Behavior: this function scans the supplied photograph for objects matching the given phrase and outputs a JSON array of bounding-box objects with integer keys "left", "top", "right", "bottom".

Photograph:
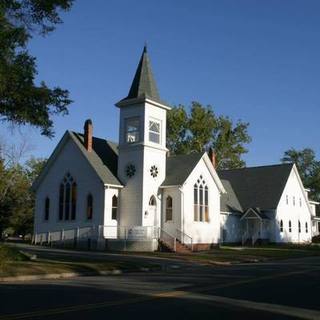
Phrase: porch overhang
[{"left": 240, "top": 208, "right": 270, "bottom": 221}]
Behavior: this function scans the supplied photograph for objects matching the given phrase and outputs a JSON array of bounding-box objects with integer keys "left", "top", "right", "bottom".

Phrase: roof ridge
[
  {"left": 72, "top": 131, "right": 118, "bottom": 146},
  {"left": 168, "top": 152, "right": 204, "bottom": 159},
  {"left": 218, "top": 162, "right": 294, "bottom": 172}
]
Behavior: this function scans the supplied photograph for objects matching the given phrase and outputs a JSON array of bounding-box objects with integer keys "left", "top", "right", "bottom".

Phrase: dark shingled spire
[{"left": 121, "top": 46, "right": 161, "bottom": 103}]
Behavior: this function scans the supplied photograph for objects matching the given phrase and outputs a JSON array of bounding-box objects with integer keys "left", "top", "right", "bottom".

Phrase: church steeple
[{"left": 118, "top": 46, "right": 161, "bottom": 104}]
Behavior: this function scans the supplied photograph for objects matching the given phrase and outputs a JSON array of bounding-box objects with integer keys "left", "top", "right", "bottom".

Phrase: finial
[{"left": 143, "top": 41, "right": 147, "bottom": 53}]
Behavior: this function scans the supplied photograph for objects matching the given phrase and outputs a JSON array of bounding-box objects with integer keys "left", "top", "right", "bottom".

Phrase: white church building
[{"left": 33, "top": 47, "right": 319, "bottom": 252}]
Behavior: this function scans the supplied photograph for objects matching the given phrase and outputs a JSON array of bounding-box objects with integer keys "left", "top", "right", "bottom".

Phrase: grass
[
  {"left": 0, "top": 244, "right": 159, "bottom": 279},
  {"left": 124, "top": 244, "right": 320, "bottom": 264}
]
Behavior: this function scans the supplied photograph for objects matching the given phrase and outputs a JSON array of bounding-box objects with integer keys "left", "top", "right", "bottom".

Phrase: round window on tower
[
  {"left": 125, "top": 164, "right": 136, "bottom": 178},
  {"left": 150, "top": 165, "right": 158, "bottom": 178}
]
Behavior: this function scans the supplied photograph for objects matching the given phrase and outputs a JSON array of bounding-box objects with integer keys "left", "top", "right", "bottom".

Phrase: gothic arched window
[
  {"left": 112, "top": 195, "right": 118, "bottom": 220},
  {"left": 194, "top": 176, "right": 209, "bottom": 222},
  {"left": 149, "top": 195, "right": 156, "bottom": 206},
  {"left": 166, "top": 196, "right": 173, "bottom": 222},
  {"left": 298, "top": 220, "right": 301, "bottom": 233},
  {"left": 289, "top": 220, "right": 292, "bottom": 233},
  {"left": 87, "top": 194, "right": 93, "bottom": 220},
  {"left": 44, "top": 197, "right": 50, "bottom": 221},
  {"left": 58, "top": 173, "right": 77, "bottom": 221},
  {"left": 280, "top": 220, "right": 283, "bottom": 232}
]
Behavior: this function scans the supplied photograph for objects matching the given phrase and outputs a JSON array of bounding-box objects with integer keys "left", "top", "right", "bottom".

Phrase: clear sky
[{"left": 2, "top": 0, "right": 320, "bottom": 166}]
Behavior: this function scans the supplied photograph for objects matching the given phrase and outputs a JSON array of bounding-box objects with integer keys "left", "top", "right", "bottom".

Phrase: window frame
[
  {"left": 149, "top": 119, "right": 161, "bottom": 144},
  {"left": 87, "top": 194, "right": 93, "bottom": 220},
  {"left": 165, "top": 196, "right": 173, "bottom": 222},
  {"left": 44, "top": 197, "right": 50, "bottom": 221},
  {"left": 58, "top": 173, "right": 77, "bottom": 221},
  {"left": 125, "top": 117, "right": 140, "bottom": 144},
  {"left": 193, "top": 176, "right": 209, "bottom": 223},
  {"left": 112, "top": 195, "right": 118, "bottom": 220}
]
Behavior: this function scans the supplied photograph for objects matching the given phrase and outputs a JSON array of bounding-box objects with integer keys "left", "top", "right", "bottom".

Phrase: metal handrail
[
  {"left": 176, "top": 229, "right": 193, "bottom": 251},
  {"left": 159, "top": 228, "right": 176, "bottom": 252}
]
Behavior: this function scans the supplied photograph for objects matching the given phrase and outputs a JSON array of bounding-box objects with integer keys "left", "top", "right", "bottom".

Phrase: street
[{"left": 1, "top": 245, "right": 320, "bottom": 319}]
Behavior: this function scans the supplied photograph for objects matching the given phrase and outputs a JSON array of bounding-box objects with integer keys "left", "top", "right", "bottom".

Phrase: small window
[
  {"left": 126, "top": 118, "right": 140, "bottom": 143},
  {"left": 149, "top": 120, "right": 160, "bottom": 144},
  {"left": 204, "top": 186, "right": 209, "bottom": 222},
  {"left": 87, "top": 194, "right": 93, "bottom": 220},
  {"left": 280, "top": 220, "right": 283, "bottom": 232},
  {"left": 305, "top": 222, "right": 308, "bottom": 233},
  {"left": 289, "top": 220, "right": 292, "bottom": 233},
  {"left": 286, "top": 195, "right": 288, "bottom": 205},
  {"left": 149, "top": 195, "right": 156, "bottom": 206},
  {"left": 199, "top": 185, "right": 204, "bottom": 221},
  {"left": 165, "top": 196, "right": 173, "bottom": 222},
  {"left": 65, "top": 182, "right": 71, "bottom": 220},
  {"left": 298, "top": 220, "right": 301, "bottom": 233},
  {"left": 59, "top": 184, "right": 64, "bottom": 220},
  {"left": 112, "top": 195, "right": 118, "bottom": 220},
  {"left": 44, "top": 197, "right": 50, "bottom": 221},
  {"left": 293, "top": 196, "right": 295, "bottom": 206},
  {"left": 299, "top": 198, "right": 302, "bottom": 207},
  {"left": 194, "top": 184, "right": 198, "bottom": 221},
  {"left": 71, "top": 182, "right": 77, "bottom": 220}
]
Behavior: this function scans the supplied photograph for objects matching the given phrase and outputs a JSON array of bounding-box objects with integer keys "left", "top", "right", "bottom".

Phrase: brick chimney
[
  {"left": 84, "top": 119, "right": 93, "bottom": 152},
  {"left": 208, "top": 148, "right": 216, "bottom": 169}
]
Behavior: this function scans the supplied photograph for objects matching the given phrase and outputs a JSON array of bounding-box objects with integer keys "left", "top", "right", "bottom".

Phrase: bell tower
[{"left": 116, "top": 46, "right": 170, "bottom": 228}]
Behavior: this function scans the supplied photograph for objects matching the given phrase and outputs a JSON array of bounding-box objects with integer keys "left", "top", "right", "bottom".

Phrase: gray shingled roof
[
  {"left": 119, "top": 46, "right": 162, "bottom": 104},
  {"left": 162, "top": 153, "right": 204, "bottom": 187},
  {"left": 220, "top": 179, "right": 243, "bottom": 213},
  {"left": 71, "top": 132, "right": 122, "bottom": 186},
  {"left": 218, "top": 163, "right": 294, "bottom": 211}
]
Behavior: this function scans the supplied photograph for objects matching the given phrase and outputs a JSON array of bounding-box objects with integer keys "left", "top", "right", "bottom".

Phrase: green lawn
[
  {"left": 0, "top": 244, "right": 159, "bottom": 279},
  {"left": 126, "top": 244, "right": 320, "bottom": 264}
]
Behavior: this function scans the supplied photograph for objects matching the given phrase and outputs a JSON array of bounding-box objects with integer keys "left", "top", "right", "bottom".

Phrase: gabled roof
[
  {"left": 218, "top": 163, "right": 294, "bottom": 211},
  {"left": 161, "top": 153, "right": 204, "bottom": 187},
  {"left": 118, "top": 46, "right": 162, "bottom": 105},
  {"left": 220, "top": 179, "right": 243, "bottom": 213},
  {"left": 71, "top": 132, "right": 121, "bottom": 186},
  {"left": 33, "top": 131, "right": 122, "bottom": 190},
  {"left": 240, "top": 208, "right": 270, "bottom": 220}
]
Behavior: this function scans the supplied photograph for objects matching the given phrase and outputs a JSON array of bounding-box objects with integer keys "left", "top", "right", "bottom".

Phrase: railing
[
  {"left": 159, "top": 228, "right": 176, "bottom": 252},
  {"left": 33, "top": 225, "right": 159, "bottom": 246},
  {"left": 176, "top": 229, "right": 193, "bottom": 251}
]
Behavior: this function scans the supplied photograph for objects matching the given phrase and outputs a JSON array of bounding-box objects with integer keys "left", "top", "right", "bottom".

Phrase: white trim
[
  {"left": 115, "top": 96, "right": 171, "bottom": 110},
  {"left": 292, "top": 164, "right": 313, "bottom": 216},
  {"left": 202, "top": 153, "right": 226, "bottom": 194},
  {"left": 104, "top": 184, "right": 124, "bottom": 189},
  {"left": 240, "top": 208, "right": 262, "bottom": 221}
]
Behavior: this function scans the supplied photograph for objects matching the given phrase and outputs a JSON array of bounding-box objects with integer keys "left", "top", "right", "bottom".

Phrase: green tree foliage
[
  {"left": 0, "top": 0, "right": 74, "bottom": 137},
  {"left": 281, "top": 148, "right": 320, "bottom": 203},
  {"left": 167, "top": 102, "right": 251, "bottom": 169},
  {"left": 0, "top": 156, "right": 46, "bottom": 238}
]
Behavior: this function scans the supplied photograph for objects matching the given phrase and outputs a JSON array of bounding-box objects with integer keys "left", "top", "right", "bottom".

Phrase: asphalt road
[{"left": 1, "top": 245, "right": 320, "bottom": 320}]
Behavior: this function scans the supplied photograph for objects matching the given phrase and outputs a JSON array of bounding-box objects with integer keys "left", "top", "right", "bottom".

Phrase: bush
[
  {"left": 312, "top": 235, "right": 320, "bottom": 243},
  {"left": 0, "top": 244, "right": 29, "bottom": 271}
]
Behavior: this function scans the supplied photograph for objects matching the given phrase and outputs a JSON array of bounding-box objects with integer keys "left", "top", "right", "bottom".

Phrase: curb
[{"left": 0, "top": 266, "right": 160, "bottom": 283}]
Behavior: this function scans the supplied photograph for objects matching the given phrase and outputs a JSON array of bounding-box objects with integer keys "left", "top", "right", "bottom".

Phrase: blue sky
[{"left": 2, "top": 0, "right": 320, "bottom": 166}]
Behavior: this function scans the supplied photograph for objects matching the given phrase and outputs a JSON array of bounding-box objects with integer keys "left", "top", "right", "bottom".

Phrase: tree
[
  {"left": 281, "top": 148, "right": 320, "bottom": 203},
  {"left": 0, "top": 0, "right": 74, "bottom": 137},
  {"left": 167, "top": 101, "right": 251, "bottom": 169}
]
